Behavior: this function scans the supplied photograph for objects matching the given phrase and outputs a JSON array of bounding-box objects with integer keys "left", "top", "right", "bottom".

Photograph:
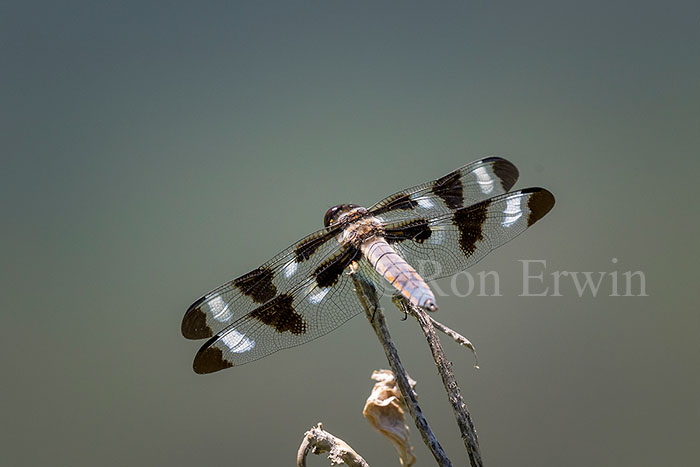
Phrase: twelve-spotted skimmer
[{"left": 182, "top": 157, "right": 554, "bottom": 373}]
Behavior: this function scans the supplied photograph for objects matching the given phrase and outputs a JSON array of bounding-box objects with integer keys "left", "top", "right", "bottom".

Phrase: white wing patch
[
  {"left": 502, "top": 196, "right": 522, "bottom": 227},
  {"left": 415, "top": 197, "right": 435, "bottom": 209},
  {"left": 209, "top": 295, "right": 234, "bottom": 323},
  {"left": 307, "top": 286, "right": 331, "bottom": 304},
  {"left": 429, "top": 228, "right": 445, "bottom": 245},
  {"left": 474, "top": 167, "right": 495, "bottom": 195},
  {"left": 283, "top": 260, "right": 299, "bottom": 278},
  {"left": 221, "top": 328, "right": 255, "bottom": 353}
]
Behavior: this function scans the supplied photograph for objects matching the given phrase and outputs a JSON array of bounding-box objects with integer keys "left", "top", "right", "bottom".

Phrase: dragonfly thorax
[{"left": 337, "top": 214, "right": 384, "bottom": 247}]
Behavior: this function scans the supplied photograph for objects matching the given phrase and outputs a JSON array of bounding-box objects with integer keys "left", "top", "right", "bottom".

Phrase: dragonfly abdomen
[{"left": 361, "top": 237, "right": 438, "bottom": 311}]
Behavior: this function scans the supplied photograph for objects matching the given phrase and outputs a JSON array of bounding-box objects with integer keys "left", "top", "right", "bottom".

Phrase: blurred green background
[{"left": 2, "top": 1, "right": 698, "bottom": 466}]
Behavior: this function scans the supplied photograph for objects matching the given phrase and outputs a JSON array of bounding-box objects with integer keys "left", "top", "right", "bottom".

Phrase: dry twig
[
  {"left": 408, "top": 303, "right": 479, "bottom": 369},
  {"left": 297, "top": 423, "right": 369, "bottom": 467},
  {"left": 393, "top": 295, "right": 483, "bottom": 467}
]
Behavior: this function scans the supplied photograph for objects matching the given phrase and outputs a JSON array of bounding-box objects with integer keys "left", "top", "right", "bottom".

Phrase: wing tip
[
  {"left": 522, "top": 187, "right": 555, "bottom": 226},
  {"left": 182, "top": 297, "right": 214, "bottom": 339},
  {"left": 193, "top": 343, "right": 234, "bottom": 374},
  {"left": 480, "top": 156, "right": 519, "bottom": 191}
]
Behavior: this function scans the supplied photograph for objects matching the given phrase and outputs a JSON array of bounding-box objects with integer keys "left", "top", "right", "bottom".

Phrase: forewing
[
  {"left": 369, "top": 157, "right": 519, "bottom": 224},
  {"left": 381, "top": 188, "right": 555, "bottom": 281}
]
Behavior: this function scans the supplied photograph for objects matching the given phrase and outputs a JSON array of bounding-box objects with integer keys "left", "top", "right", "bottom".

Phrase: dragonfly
[{"left": 182, "top": 157, "right": 555, "bottom": 373}]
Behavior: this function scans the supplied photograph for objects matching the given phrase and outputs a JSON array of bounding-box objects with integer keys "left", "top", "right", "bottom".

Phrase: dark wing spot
[
  {"left": 432, "top": 170, "right": 464, "bottom": 209},
  {"left": 482, "top": 157, "right": 519, "bottom": 191},
  {"left": 453, "top": 200, "right": 490, "bottom": 256},
  {"left": 371, "top": 193, "right": 418, "bottom": 216},
  {"left": 294, "top": 231, "right": 334, "bottom": 263},
  {"left": 250, "top": 294, "right": 306, "bottom": 335},
  {"left": 193, "top": 344, "right": 234, "bottom": 374},
  {"left": 182, "top": 296, "right": 214, "bottom": 339},
  {"left": 384, "top": 219, "right": 432, "bottom": 244},
  {"left": 232, "top": 267, "right": 277, "bottom": 304},
  {"left": 313, "top": 246, "right": 361, "bottom": 288},
  {"left": 523, "top": 188, "right": 555, "bottom": 226}
]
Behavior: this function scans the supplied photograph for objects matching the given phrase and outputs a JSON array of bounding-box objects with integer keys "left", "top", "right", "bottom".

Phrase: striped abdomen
[{"left": 361, "top": 237, "right": 437, "bottom": 311}]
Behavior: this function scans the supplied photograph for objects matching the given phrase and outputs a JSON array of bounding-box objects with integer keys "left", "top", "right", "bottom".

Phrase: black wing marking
[
  {"left": 369, "top": 157, "right": 519, "bottom": 223},
  {"left": 380, "top": 188, "right": 555, "bottom": 284}
]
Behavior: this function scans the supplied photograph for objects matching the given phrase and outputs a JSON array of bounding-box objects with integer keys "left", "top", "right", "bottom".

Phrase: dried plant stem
[
  {"left": 418, "top": 309, "right": 479, "bottom": 369},
  {"left": 394, "top": 295, "right": 483, "bottom": 467},
  {"left": 352, "top": 275, "right": 453, "bottom": 467},
  {"left": 297, "top": 423, "right": 369, "bottom": 467}
]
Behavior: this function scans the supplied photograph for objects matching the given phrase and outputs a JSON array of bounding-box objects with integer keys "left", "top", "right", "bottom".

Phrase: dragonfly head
[{"left": 324, "top": 204, "right": 364, "bottom": 227}]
